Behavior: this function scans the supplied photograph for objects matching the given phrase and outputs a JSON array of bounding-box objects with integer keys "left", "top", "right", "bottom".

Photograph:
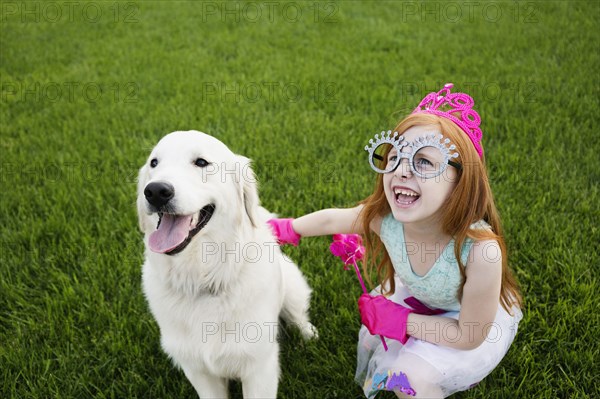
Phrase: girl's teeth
[
  {"left": 394, "top": 187, "right": 420, "bottom": 205},
  {"left": 394, "top": 189, "right": 418, "bottom": 196}
]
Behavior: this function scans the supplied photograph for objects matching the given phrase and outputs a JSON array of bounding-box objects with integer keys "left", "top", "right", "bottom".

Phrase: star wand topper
[{"left": 329, "top": 234, "right": 388, "bottom": 351}]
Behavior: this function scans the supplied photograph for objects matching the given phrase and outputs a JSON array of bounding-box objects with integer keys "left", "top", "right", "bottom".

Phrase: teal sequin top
[{"left": 380, "top": 214, "right": 490, "bottom": 311}]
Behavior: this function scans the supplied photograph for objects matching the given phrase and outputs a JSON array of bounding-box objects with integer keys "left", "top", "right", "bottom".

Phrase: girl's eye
[
  {"left": 194, "top": 158, "right": 209, "bottom": 167},
  {"left": 415, "top": 157, "right": 433, "bottom": 167},
  {"left": 150, "top": 158, "right": 158, "bottom": 168}
]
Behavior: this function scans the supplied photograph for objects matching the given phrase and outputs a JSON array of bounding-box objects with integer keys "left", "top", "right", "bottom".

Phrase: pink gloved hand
[
  {"left": 267, "top": 218, "right": 301, "bottom": 246},
  {"left": 358, "top": 294, "right": 414, "bottom": 344}
]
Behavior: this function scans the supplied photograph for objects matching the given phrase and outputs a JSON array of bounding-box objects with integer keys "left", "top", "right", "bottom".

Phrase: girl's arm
[
  {"left": 292, "top": 205, "right": 366, "bottom": 237},
  {"left": 269, "top": 205, "right": 382, "bottom": 245},
  {"left": 406, "top": 239, "right": 503, "bottom": 350},
  {"left": 291, "top": 204, "right": 383, "bottom": 237}
]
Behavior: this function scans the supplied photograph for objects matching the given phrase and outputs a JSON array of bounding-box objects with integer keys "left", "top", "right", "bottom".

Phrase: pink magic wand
[{"left": 329, "top": 234, "right": 388, "bottom": 351}]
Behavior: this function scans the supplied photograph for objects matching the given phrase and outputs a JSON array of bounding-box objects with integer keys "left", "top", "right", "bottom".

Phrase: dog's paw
[{"left": 299, "top": 322, "right": 318, "bottom": 340}]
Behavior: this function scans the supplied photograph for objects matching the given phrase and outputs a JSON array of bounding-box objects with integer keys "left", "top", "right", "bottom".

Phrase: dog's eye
[
  {"left": 194, "top": 158, "right": 209, "bottom": 168},
  {"left": 150, "top": 158, "right": 158, "bottom": 168}
]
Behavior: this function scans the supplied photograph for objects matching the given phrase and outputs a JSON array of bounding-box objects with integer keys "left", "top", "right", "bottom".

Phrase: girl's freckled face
[{"left": 383, "top": 125, "right": 459, "bottom": 225}]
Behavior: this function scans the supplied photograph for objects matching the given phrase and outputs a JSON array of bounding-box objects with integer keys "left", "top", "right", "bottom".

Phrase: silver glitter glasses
[{"left": 365, "top": 131, "right": 462, "bottom": 179}]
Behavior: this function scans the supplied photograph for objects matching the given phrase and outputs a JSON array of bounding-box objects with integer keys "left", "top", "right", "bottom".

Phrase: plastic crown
[{"left": 411, "top": 83, "right": 483, "bottom": 158}]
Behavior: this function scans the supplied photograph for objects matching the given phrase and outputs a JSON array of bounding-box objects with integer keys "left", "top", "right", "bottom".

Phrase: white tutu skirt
[{"left": 355, "top": 278, "right": 522, "bottom": 398}]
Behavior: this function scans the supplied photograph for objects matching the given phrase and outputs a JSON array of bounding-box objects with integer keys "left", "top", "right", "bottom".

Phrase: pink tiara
[{"left": 411, "top": 83, "right": 483, "bottom": 158}]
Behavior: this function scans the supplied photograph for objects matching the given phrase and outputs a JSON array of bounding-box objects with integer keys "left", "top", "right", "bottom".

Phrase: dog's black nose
[{"left": 144, "top": 182, "right": 175, "bottom": 208}]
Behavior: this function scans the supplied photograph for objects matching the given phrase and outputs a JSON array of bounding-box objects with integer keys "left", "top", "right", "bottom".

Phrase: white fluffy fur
[{"left": 137, "top": 131, "right": 316, "bottom": 398}]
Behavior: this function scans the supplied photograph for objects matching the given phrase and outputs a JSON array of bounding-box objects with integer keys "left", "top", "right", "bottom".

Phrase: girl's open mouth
[{"left": 394, "top": 187, "right": 420, "bottom": 206}]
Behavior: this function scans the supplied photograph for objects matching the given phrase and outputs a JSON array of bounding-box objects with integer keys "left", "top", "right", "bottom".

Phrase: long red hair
[{"left": 360, "top": 113, "right": 522, "bottom": 313}]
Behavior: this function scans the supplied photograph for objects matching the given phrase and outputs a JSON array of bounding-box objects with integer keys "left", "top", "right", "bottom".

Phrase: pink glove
[
  {"left": 358, "top": 294, "right": 413, "bottom": 344},
  {"left": 358, "top": 295, "right": 445, "bottom": 344},
  {"left": 267, "top": 218, "right": 301, "bottom": 246}
]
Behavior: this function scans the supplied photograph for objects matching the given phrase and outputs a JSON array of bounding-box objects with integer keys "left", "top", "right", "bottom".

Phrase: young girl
[{"left": 268, "top": 83, "right": 523, "bottom": 398}]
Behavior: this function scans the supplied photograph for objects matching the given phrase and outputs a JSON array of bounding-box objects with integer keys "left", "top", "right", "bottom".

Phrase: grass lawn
[{"left": 1, "top": 1, "right": 598, "bottom": 398}]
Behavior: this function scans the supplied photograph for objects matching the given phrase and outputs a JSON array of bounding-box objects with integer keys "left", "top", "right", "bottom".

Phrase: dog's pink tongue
[{"left": 149, "top": 214, "right": 193, "bottom": 253}]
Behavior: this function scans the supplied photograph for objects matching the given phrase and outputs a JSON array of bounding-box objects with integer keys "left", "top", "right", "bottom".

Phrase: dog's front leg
[
  {"left": 241, "top": 349, "right": 279, "bottom": 399},
  {"left": 182, "top": 366, "right": 228, "bottom": 399}
]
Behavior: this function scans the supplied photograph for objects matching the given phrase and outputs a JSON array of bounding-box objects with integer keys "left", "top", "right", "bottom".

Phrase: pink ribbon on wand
[{"left": 329, "top": 234, "right": 388, "bottom": 351}]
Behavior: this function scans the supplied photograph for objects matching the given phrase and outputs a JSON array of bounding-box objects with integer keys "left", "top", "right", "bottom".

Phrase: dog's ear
[
  {"left": 237, "top": 156, "right": 260, "bottom": 228},
  {"left": 136, "top": 164, "right": 151, "bottom": 232}
]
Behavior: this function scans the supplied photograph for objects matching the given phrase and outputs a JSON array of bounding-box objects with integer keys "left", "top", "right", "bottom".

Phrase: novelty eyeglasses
[{"left": 364, "top": 131, "right": 462, "bottom": 179}]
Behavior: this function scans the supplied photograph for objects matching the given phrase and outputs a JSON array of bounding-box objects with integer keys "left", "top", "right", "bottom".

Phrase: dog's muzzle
[{"left": 144, "top": 182, "right": 215, "bottom": 255}]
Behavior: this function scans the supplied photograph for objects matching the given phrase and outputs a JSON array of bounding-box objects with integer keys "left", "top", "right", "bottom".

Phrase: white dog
[{"left": 137, "top": 130, "right": 316, "bottom": 398}]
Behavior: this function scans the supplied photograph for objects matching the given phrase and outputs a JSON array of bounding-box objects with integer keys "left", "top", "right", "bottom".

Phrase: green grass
[{"left": 1, "top": 1, "right": 598, "bottom": 398}]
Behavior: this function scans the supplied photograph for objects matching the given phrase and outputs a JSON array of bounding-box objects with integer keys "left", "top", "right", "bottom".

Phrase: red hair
[{"left": 360, "top": 113, "right": 522, "bottom": 313}]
